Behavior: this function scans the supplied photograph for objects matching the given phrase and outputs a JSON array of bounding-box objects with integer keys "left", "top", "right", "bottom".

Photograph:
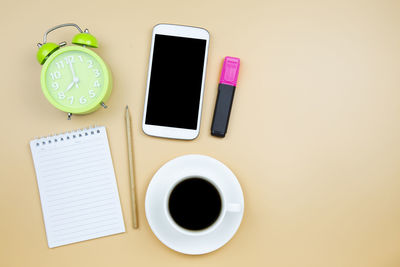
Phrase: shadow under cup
[{"left": 168, "top": 177, "right": 222, "bottom": 231}]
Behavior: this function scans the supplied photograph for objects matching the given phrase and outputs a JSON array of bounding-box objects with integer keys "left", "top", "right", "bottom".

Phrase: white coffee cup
[
  {"left": 164, "top": 175, "right": 242, "bottom": 236},
  {"left": 145, "top": 154, "right": 245, "bottom": 254}
]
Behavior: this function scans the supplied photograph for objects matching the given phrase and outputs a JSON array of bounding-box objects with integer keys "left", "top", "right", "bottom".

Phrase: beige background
[{"left": 1, "top": 0, "right": 400, "bottom": 266}]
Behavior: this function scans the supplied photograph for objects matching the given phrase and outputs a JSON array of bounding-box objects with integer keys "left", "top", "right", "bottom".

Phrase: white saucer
[{"left": 145, "top": 154, "right": 244, "bottom": 255}]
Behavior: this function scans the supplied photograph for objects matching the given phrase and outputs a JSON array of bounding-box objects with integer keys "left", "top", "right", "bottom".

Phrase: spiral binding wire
[{"left": 33, "top": 125, "right": 102, "bottom": 147}]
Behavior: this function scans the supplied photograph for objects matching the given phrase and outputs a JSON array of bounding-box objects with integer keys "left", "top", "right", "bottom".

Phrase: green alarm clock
[{"left": 36, "top": 23, "right": 112, "bottom": 119}]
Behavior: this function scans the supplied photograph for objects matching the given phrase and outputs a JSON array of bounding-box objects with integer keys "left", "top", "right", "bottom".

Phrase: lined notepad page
[{"left": 30, "top": 126, "right": 125, "bottom": 248}]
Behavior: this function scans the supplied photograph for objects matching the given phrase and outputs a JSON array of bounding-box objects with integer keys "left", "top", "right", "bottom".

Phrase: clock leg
[
  {"left": 101, "top": 102, "right": 108, "bottom": 109},
  {"left": 67, "top": 113, "right": 72, "bottom": 120}
]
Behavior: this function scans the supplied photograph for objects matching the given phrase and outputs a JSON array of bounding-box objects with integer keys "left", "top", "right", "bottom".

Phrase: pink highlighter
[{"left": 211, "top": 56, "right": 240, "bottom": 137}]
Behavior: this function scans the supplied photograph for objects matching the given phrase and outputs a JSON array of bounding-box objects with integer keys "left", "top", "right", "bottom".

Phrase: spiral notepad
[{"left": 30, "top": 126, "right": 125, "bottom": 248}]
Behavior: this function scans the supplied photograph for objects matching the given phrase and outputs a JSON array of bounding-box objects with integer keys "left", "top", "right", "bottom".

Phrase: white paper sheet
[{"left": 30, "top": 126, "right": 125, "bottom": 248}]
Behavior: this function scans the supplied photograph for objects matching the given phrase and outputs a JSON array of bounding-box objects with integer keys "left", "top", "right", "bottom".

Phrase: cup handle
[{"left": 226, "top": 203, "right": 242, "bottom": 213}]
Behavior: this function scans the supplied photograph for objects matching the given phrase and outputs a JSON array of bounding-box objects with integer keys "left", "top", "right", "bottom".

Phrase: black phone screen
[{"left": 145, "top": 34, "right": 207, "bottom": 130}]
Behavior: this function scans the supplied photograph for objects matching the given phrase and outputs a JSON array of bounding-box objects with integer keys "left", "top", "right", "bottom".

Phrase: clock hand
[
  {"left": 64, "top": 81, "right": 75, "bottom": 93},
  {"left": 69, "top": 61, "right": 77, "bottom": 79},
  {"left": 68, "top": 61, "right": 80, "bottom": 88}
]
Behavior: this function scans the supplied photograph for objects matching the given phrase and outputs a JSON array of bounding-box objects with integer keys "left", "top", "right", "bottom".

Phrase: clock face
[{"left": 42, "top": 47, "right": 110, "bottom": 113}]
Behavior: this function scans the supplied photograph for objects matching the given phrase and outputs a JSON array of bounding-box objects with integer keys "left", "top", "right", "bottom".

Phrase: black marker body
[{"left": 211, "top": 83, "right": 236, "bottom": 137}]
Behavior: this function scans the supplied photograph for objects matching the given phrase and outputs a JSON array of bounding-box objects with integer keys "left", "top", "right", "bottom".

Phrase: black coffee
[{"left": 168, "top": 178, "right": 222, "bottom": 231}]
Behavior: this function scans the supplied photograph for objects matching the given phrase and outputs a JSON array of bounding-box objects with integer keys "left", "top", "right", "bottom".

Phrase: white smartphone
[{"left": 142, "top": 24, "right": 210, "bottom": 140}]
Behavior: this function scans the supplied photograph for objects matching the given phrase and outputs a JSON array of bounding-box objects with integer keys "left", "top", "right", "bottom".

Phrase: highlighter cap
[{"left": 220, "top": 56, "right": 240, "bottom": 86}]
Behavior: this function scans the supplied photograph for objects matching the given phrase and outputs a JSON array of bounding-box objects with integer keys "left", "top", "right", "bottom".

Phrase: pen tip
[{"left": 126, "top": 105, "right": 128, "bottom": 110}]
